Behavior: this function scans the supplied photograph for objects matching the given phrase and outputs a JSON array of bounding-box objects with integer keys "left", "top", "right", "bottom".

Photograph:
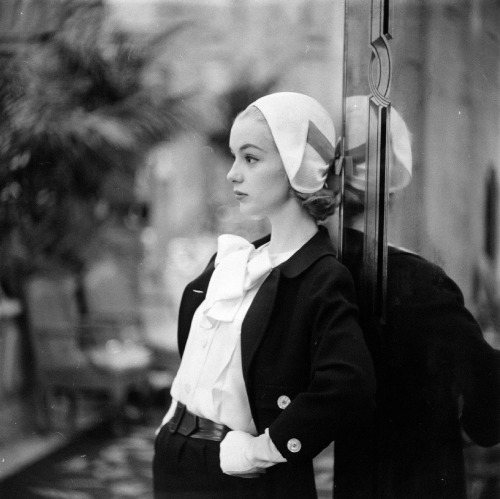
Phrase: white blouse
[{"left": 160, "top": 235, "right": 296, "bottom": 434}]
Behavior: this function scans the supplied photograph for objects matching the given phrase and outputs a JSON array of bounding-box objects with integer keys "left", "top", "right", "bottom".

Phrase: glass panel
[
  {"left": 389, "top": 4, "right": 500, "bottom": 491},
  {"left": 344, "top": 1, "right": 500, "bottom": 497},
  {"left": 387, "top": 1, "right": 500, "bottom": 306},
  {"left": 389, "top": 2, "right": 500, "bottom": 325}
]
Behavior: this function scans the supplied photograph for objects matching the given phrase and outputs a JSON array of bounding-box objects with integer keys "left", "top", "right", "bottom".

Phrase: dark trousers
[{"left": 153, "top": 425, "right": 271, "bottom": 499}]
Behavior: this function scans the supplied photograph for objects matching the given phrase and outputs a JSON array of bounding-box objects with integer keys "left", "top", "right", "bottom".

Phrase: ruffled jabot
[{"left": 200, "top": 235, "right": 273, "bottom": 327}]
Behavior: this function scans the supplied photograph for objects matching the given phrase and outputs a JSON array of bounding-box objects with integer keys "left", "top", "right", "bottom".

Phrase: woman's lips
[{"left": 234, "top": 191, "right": 247, "bottom": 201}]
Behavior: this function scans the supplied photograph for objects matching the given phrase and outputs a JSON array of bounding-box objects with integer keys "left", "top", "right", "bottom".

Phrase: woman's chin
[{"left": 239, "top": 208, "right": 266, "bottom": 221}]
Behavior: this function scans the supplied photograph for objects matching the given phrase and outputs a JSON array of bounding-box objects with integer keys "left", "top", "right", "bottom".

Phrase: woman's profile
[{"left": 153, "top": 92, "right": 375, "bottom": 498}]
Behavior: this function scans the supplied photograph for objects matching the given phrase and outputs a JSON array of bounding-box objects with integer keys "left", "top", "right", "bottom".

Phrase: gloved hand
[
  {"left": 220, "top": 429, "right": 286, "bottom": 477},
  {"left": 220, "top": 430, "right": 265, "bottom": 477}
]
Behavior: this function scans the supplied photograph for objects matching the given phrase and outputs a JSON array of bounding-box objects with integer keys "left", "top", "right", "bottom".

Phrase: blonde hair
[{"left": 293, "top": 185, "right": 340, "bottom": 222}]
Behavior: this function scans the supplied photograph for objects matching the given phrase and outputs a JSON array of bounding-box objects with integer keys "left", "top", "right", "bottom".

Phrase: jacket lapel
[
  {"left": 240, "top": 268, "right": 281, "bottom": 384},
  {"left": 177, "top": 266, "right": 214, "bottom": 356},
  {"left": 240, "top": 228, "right": 336, "bottom": 382}
]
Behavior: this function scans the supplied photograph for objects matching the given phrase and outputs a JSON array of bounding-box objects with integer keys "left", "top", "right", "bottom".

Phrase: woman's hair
[
  {"left": 343, "top": 185, "right": 365, "bottom": 225},
  {"left": 343, "top": 184, "right": 397, "bottom": 226},
  {"left": 293, "top": 184, "right": 340, "bottom": 222}
]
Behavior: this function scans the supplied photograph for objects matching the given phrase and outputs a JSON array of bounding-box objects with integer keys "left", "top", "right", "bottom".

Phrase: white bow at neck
[{"left": 201, "top": 234, "right": 273, "bottom": 327}]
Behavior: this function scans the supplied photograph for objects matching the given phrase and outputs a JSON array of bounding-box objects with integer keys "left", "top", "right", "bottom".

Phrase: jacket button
[
  {"left": 287, "top": 438, "right": 302, "bottom": 453},
  {"left": 277, "top": 395, "right": 291, "bottom": 409}
]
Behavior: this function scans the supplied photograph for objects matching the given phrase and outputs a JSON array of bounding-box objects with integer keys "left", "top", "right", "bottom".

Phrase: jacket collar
[
  {"left": 252, "top": 225, "right": 336, "bottom": 278},
  {"left": 189, "top": 226, "right": 335, "bottom": 290},
  {"left": 344, "top": 227, "right": 419, "bottom": 258},
  {"left": 180, "top": 227, "right": 336, "bottom": 379}
]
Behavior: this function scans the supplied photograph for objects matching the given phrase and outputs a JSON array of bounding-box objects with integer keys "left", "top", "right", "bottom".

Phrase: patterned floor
[
  {"left": 0, "top": 408, "right": 334, "bottom": 499},
  {"left": 0, "top": 417, "right": 158, "bottom": 499}
]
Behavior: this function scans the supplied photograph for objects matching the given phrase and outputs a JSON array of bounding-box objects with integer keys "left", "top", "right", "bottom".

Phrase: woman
[{"left": 153, "top": 92, "right": 376, "bottom": 498}]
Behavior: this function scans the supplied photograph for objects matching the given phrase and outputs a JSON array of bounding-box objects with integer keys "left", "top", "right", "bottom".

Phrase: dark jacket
[
  {"left": 342, "top": 228, "right": 500, "bottom": 499},
  {"left": 177, "top": 227, "right": 376, "bottom": 498}
]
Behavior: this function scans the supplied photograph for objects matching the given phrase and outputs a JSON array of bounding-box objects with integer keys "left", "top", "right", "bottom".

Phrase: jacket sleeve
[
  {"left": 436, "top": 273, "right": 500, "bottom": 446},
  {"left": 391, "top": 259, "right": 500, "bottom": 447},
  {"left": 268, "top": 260, "right": 376, "bottom": 462}
]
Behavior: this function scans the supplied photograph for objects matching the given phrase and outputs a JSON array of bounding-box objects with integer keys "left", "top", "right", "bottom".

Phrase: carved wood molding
[{"left": 363, "top": 0, "right": 393, "bottom": 322}]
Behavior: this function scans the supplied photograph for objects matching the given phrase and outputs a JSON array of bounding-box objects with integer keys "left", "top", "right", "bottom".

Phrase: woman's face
[{"left": 228, "top": 112, "right": 291, "bottom": 219}]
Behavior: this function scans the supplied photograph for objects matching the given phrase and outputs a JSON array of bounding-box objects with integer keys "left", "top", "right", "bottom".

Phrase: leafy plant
[{"left": 0, "top": 0, "right": 196, "bottom": 293}]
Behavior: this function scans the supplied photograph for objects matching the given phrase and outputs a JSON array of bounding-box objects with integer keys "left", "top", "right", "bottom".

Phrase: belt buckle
[{"left": 177, "top": 410, "right": 198, "bottom": 437}]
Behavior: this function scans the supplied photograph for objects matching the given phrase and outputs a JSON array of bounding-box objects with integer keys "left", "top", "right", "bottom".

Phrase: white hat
[
  {"left": 345, "top": 95, "right": 412, "bottom": 192},
  {"left": 248, "top": 92, "right": 337, "bottom": 194}
]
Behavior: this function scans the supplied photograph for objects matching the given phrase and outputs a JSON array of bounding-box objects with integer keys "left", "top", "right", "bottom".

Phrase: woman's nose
[{"left": 227, "top": 162, "right": 242, "bottom": 183}]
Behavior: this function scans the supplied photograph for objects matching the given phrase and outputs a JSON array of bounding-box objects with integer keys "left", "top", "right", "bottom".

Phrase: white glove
[{"left": 220, "top": 429, "right": 286, "bottom": 477}]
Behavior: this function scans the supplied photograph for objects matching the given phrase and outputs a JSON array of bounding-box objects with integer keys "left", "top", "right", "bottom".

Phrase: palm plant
[{"left": 0, "top": 0, "right": 197, "bottom": 295}]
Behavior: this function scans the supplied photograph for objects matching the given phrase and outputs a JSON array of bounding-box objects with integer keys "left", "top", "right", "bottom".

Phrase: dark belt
[{"left": 167, "top": 402, "right": 230, "bottom": 442}]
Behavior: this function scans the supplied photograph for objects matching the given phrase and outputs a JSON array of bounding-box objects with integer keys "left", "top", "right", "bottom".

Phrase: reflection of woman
[
  {"left": 342, "top": 95, "right": 500, "bottom": 499},
  {"left": 153, "top": 92, "right": 375, "bottom": 499}
]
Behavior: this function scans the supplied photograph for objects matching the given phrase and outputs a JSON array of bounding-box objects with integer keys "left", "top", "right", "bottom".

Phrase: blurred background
[{"left": 0, "top": 0, "right": 499, "bottom": 498}]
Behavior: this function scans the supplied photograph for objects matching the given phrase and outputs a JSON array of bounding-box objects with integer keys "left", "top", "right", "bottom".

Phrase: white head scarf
[
  {"left": 247, "top": 92, "right": 337, "bottom": 194},
  {"left": 345, "top": 95, "right": 412, "bottom": 192}
]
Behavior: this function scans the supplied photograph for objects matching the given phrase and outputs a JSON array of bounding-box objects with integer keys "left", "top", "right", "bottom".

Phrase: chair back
[
  {"left": 83, "top": 259, "right": 144, "bottom": 343},
  {"left": 24, "top": 273, "right": 87, "bottom": 370}
]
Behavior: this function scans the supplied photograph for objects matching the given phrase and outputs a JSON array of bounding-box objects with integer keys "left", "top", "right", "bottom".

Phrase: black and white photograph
[{"left": 0, "top": 1, "right": 499, "bottom": 498}]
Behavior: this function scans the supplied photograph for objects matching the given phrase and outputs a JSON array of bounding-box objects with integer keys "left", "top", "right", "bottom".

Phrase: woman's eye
[{"left": 245, "top": 155, "right": 257, "bottom": 164}]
